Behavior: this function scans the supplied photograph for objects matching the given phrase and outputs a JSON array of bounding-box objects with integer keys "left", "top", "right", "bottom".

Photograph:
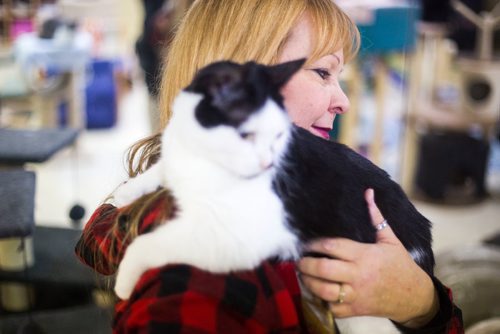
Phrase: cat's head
[{"left": 171, "top": 59, "right": 304, "bottom": 178}]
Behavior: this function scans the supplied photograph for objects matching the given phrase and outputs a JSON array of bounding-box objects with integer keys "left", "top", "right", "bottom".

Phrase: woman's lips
[{"left": 311, "top": 126, "right": 331, "bottom": 140}]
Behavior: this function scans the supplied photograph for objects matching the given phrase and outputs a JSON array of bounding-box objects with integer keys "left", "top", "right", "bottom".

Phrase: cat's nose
[{"left": 260, "top": 158, "right": 273, "bottom": 170}]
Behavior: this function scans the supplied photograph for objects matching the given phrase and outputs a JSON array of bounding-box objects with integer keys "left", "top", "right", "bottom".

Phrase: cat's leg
[
  {"left": 114, "top": 215, "right": 263, "bottom": 299},
  {"left": 114, "top": 225, "right": 173, "bottom": 299},
  {"left": 114, "top": 220, "right": 207, "bottom": 299},
  {"left": 112, "top": 162, "right": 164, "bottom": 207}
]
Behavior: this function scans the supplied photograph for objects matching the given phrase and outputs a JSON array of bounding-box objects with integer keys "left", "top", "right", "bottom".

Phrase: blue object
[
  {"left": 85, "top": 59, "right": 117, "bottom": 129},
  {"left": 58, "top": 100, "right": 69, "bottom": 127},
  {"left": 357, "top": 6, "right": 420, "bottom": 54}
]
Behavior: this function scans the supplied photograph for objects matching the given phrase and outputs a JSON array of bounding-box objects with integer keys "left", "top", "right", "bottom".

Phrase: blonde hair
[
  {"left": 128, "top": 0, "right": 359, "bottom": 175},
  {"left": 98, "top": 0, "right": 360, "bottom": 275},
  {"left": 159, "top": 0, "right": 360, "bottom": 127}
]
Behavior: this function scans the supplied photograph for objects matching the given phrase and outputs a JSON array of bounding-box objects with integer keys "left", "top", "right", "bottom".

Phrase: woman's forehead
[
  {"left": 286, "top": 14, "right": 344, "bottom": 63},
  {"left": 316, "top": 52, "right": 344, "bottom": 65},
  {"left": 280, "top": 19, "right": 312, "bottom": 58}
]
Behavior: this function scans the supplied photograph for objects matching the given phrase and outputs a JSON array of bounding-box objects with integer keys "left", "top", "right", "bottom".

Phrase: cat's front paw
[
  {"left": 114, "top": 269, "right": 137, "bottom": 300},
  {"left": 114, "top": 240, "right": 146, "bottom": 300}
]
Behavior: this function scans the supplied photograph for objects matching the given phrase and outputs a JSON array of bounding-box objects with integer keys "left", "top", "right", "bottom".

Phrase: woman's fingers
[
  {"left": 300, "top": 274, "right": 356, "bottom": 306},
  {"left": 300, "top": 274, "right": 362, "bottom": 318},
  {"left": 298, "top": 256, "right": 355, "bottom": 283},
  {"left": 298, "top": 189, "right": 432, "bottom": 321},
  {"left": 365, "top": 188, "right": 399, "bottom": 244},
  {"left": 305, "top": 237, "right": 368, "bottom": 262},
  {"left": 328, "top": 302, "right": 355, "bottom": 318},
  {"left": 304, "top": 189, "right": 399, "bottom": 263}
]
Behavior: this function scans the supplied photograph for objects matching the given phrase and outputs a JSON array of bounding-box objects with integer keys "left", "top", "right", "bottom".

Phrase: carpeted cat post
[{"left": 0, "top": 170, "right": 45, "bottom": 334}]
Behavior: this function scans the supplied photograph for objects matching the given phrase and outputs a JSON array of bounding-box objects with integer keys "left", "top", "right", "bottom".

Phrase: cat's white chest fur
[{"left": 113, "top": 92, "right": 298, "bottom": 299}]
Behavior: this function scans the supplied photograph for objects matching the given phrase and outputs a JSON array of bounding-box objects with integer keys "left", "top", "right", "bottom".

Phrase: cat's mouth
[
  {"left": 311, "top": 126, "right": 331, "bottom": 140},
  {"left": 243, "top": 164, "right": 274, "bottom": 180}
]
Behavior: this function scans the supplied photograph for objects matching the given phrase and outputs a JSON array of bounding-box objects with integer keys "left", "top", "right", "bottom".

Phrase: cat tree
[
  {"left": 452, "top": 0, "right": 500, "bottom": 129},
  {"left": 401, "top": 0, "right": 500, "bottom": 198}
]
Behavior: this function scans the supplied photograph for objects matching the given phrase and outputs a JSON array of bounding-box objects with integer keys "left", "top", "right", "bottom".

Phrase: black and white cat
[{"left": 112, "top": 60, "right": 434, "bottom": 312}]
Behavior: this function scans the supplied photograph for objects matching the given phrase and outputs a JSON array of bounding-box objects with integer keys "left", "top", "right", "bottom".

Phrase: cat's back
[
  {"left": 278, "top": 126, "right": 390, "bottom": 191},
  {"left": 275, "top": 126, "right": 431, "bottom": 247}
]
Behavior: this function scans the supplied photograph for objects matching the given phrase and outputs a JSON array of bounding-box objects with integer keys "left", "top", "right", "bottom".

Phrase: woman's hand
[{"left": 297, "top": 188, "right": 439, "bottom": 328}]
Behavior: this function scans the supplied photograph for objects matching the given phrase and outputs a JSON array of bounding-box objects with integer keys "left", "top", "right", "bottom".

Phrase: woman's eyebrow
[{"left": 330, "top": 54, "right": 345, "bottom": 73}]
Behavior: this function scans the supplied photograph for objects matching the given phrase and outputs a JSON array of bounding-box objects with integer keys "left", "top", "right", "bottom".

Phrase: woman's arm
[
  {"left": 393, "top": 277, "right": 464, "bottom": 334},
  {"left": 75, "top": 203, "right": 121, "bottom": 275},
  {"left": 297, "top": 189, "right": 464, "bottom": 333},
  {"left": 75, "top": 194, "right": 169, "bottom": 275}
]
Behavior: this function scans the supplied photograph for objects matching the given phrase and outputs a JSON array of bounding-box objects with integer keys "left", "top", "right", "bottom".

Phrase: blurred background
[{"left": 0, "top": 0, "right": 499, "bottom": 333}]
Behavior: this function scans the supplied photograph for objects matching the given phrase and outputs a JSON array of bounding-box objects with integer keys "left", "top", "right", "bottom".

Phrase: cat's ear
[
  {"left": 267, "top": 58, "right": 306, "bottom": 88},
  {"left": 186, "top": 61, "right": 243, "bottom": 109}
]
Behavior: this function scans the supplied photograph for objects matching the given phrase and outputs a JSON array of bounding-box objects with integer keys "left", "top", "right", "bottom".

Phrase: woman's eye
[
  {"left": 239, "top": 132, "right": 256, "bottom": 141},
  {"left": 313, "top": 68, "right": 331, "bottom": 80}
]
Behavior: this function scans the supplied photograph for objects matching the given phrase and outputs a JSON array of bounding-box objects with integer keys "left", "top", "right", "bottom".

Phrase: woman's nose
[{"left": 328, "top": 84, "right": 350, "bottom": 115}]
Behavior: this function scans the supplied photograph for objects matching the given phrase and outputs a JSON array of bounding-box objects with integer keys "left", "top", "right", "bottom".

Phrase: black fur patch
[
  {"left": 273, "top": 126, "right": 435, "bottom": 275},
  {"left": 185, "top": 60, "right": 304, "bottom": 129}
]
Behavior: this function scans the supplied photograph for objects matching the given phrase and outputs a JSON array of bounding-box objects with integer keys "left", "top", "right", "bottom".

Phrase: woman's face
[{"left": 279, "top": 15, "right": 349, "bottom": 140}]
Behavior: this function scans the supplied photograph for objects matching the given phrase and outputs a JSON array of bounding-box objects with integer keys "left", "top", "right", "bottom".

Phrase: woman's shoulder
[
  {"left": 75, "top": 195, "right": 171, "bottom": 275},
  {"left": 75, "top": 203, "right": 121, "bottom": 275}
]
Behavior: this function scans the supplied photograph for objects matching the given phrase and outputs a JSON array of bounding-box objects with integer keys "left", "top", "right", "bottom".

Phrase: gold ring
[
  {"left": 375, "top": 219, "right": 388, "bottom": 231},
  {"left": 337, "top": 284, "right": 346, "bottom": 304}
]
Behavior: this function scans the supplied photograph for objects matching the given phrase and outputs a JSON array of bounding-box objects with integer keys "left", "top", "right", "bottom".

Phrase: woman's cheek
[
  {"left": 282, "top": 90, "right": 303, "bottom": 124},
  {"left": 286, "top": 102, "right": 310, "bottom": 128},
  {"left": 281, "top": 76, "right": 323, "bottom": 128}
]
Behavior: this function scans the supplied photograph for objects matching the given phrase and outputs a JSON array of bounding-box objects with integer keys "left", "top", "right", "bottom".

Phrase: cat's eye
[
  {"left": 313, "top": 68, "right": 331, "bottom": 80},
  {"left": 239, "top": 132, "right": 256, "bottom": 141}
]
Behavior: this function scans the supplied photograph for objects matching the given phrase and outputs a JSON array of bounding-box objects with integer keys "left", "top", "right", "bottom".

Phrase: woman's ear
[{"left": 268, "top": 58, "right": 306, "bottom": 88}]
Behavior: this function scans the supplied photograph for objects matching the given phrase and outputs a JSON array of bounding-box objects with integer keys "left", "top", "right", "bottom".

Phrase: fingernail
[
  {"left": 367, "top": 188, "right": 374, "bottom": 203},
  {"left": 323, "top": 240, "right": 334, "bottom": 250}
]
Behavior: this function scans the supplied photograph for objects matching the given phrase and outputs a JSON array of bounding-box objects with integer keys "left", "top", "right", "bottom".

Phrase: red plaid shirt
[{"left": 76, "top": 199, "right": 463, "bottom": 333}]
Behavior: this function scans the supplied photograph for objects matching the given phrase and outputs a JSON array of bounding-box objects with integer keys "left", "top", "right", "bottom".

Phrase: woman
[{"left": 76, "top": 0, "right": 463, "bottom": 332}]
